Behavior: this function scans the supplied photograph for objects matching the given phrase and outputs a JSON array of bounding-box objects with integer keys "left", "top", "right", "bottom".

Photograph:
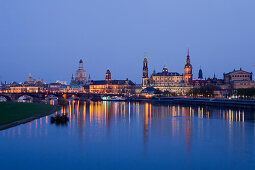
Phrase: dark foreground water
[{"left": 0, "top": 101, "right": 255, "bottom": 170}]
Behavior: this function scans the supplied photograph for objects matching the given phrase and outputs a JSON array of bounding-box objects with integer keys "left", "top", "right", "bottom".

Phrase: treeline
[
  {"left": 236, "top": 88, "right": 255, "bottom": 98},
  {"left": 189, "top": 86, "right": 255, "bottom": 98},
  {"left": 188, "top": 85, "right": 217, "bottom": 97}
]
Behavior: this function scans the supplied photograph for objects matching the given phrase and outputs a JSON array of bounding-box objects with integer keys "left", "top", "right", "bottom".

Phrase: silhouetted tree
[
  {"left": 189, "top": 85, "right": 218, "bottom": 97},
  {"left": 237, "top": 88, "right": 255, "bottom": 99}
]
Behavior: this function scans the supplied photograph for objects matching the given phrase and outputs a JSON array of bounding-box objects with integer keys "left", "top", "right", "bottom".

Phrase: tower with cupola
[
  {"left": 142, "top": 56, "right": 149, "bottom": 87},
  {"left": 105, "top": 69, "right": 111, "bottom": 82},
  {"left": 198, "top": 67, "right": 203, "bottom": 79},
  {"left": 184, "top": 49, "right": 193, "bottom": 84}
]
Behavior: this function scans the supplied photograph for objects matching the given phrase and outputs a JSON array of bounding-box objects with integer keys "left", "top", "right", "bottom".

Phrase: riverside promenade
[{"left": 151, "top": 97, "right": 255, "bottom": 109}]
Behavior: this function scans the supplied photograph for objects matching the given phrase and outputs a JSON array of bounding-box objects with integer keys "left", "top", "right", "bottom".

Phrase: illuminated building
[
  {"left": 47, "top": 83, "right": 62, "bottom": 92},
  {"left": 141, "top": 50, "right": 193, "bottom": 95},
  {"left": 10, "top": 85, "right": 39, "bottom": 93},
  {"left": 25, "top": 73, "right": 35, "bottom": 84},
  {"left": 224, "top": 68, "right": 255, "bottom": 89},
  {"left": 88, "top": 69, "right": 136, "bottom": 95},
  {"left": 184, "top": 49, "right": 193, "bottom": 84},
  {"left": 60, "top": 85, "right": 84, "bottom": 93},
  {"left": 142, "top": 56, "right": 149, "bottom": 87},
  {"left": 150, "top": 67, "right": 183, "bottom": 84},
  {"left": 71, "top": 59, "right": 87, "bottom": 85},
  {"left": 192, "top": 73, "right": 224, "bottom": 88},
  {"left": 24, "top": 73, "right": 45, "bottom": 85},
  {"left": 224, "top": 68, "right": 252, "bottom": 84},
  {"left": 9, "top": 78, "right": 45, "bottom": 93}
]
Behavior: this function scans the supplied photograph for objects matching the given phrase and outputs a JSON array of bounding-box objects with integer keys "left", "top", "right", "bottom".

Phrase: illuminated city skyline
[{"left": 0, "top": 0, "right": 255, "bottom": 83}]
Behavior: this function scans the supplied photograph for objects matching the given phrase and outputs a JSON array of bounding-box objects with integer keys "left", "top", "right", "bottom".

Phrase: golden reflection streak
[
  {"left": 149, "top": 103, "right": 151, "bottom": 125},
  {"left": 90, "top": 101, "right": 94, "bottom": 122},
  {"left": 77, "top": 100, "right": 80, "bottom": 117},
  {"left": 69, "top": 101, "right": 72, "bottom": 120},
  {"left": 129, "top": 102, "right": 131, "bottom": 124},
  {"left": 242, "top": 111, "right": 244, "bottom": 122},
  {"left": 172, "top": 106, "right": 176, "bottom": 116},
  {"left": 104, "top": 101, "right": 107, "bottom": 122},
  {"left": 143, "top": 103, "right": 149, "bottom": 147},
  {"left": 136, "top": 102, "right": 139, "bottom": 121},
  {"left": 239, "top": 110, "right": 241, "bottom": 122},
  {"left": 83, "top": 102, "right": 86, "bottom": 121},
  {"left": 96, "top": 102, "right": 103, "bottom": 122}
]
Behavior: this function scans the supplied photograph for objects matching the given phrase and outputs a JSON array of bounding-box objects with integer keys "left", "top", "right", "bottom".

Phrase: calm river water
[{"left": 0, "top": 101, "right": 255, "bottom": 169}]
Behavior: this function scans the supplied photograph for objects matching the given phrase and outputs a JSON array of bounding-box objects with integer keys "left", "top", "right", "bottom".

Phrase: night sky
[{"left": 0, "top": 0, "right": 254, "bottom": 84}]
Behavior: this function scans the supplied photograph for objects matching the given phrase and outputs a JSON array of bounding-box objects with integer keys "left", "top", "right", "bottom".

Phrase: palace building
[
  {"left": 223, "top": 68, "right": 255, "bottom": 89},
  {"left": 142, "top": 50, "right": 193, "bottom": 95},
  {"left": 71, "top": 59, "right": 87, "bottom": 85},
  {"left": 224, "top": 68, "right": 252, "bottom": 84},
  {"left": 88, "top": 69, "right": 136, "bottom": 95}
]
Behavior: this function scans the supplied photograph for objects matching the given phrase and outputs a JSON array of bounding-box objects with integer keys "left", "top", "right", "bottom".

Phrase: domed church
[{"left": 71, "top": 59, "right": 87, "bottom": 85}]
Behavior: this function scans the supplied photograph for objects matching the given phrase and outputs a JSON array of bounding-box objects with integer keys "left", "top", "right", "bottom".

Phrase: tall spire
[
  {"left": 198, "top": 67, "right": 203, "bottom": 79},
  {"left": 184, "top": 48, "right": 193, "bottom": 84},
  {"left": 186, "top": 48, "right": 191, "bottom": 65},
  {"left": 88, "top": 74, "right": 91, "bottom": 83}
]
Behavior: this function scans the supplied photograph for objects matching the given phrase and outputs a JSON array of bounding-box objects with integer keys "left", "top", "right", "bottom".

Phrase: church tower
[
  {"left": 198, "top": 67, "right": 203, "bottom": 79},
  {"left": 88, "top": 74, "right": 91, "bottom": 84},
  {"left": 142, "top": 56, "right": 149, "bottom": 88},
  {"left": 105, "top": 69, "right": 111, "bottom": 82},
  {"left": 184, "top": 49, "right": 193, "bottom": 84}
]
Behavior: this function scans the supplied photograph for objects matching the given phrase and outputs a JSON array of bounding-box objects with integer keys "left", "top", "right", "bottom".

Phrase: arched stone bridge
[{"left": 0, "top": 92, "right": 121, "bottom": 102}]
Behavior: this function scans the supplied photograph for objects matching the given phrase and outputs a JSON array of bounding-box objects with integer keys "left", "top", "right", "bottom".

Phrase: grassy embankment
[{"left": 0, "top": 102, "right": 59, "bottom": 126}]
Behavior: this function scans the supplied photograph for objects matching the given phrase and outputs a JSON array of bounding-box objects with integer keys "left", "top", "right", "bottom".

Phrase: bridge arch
[
  {"left": 0, "top": 95, "right": 12, "bottom": 102},
  {"left": 67, "top": 94, "right": 80, "bottom": 101},
  {"left": 17, "top": 95, "right": 33, "bottom": 102}
]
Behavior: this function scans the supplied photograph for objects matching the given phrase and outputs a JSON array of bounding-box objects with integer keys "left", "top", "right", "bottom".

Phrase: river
[{"left": 0, "top": 101, "right": 255, "bottom": 169}]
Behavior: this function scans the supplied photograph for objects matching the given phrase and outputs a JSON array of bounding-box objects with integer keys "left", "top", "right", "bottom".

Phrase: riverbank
[
  {"left": 147, "top": 97, "right": 255, "bottom": 109},
  {"left": 0, "top": 102, "right": 60, "bottom": 130}
]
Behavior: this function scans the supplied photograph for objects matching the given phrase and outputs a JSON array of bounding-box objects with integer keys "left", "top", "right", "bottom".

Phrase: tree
[
  {"left": 237, "top": 88, "right": 255, "bottom": 99},
  {"left": 189, "top": 85, "right": 218, "bottom": 97}
]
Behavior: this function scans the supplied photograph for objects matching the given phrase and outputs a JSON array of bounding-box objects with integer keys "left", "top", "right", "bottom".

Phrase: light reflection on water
[{"left": 0, "top": 101, "right": 255, "bottom": 169}]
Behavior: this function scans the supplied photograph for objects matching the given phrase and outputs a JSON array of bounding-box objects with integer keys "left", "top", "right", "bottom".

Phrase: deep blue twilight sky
[{"left": 0, "top": 0, "right": 254, "bottom": 84}]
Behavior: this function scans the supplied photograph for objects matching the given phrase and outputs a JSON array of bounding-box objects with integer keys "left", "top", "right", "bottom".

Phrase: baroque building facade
[
  {"left": 71, "top": 59, "right": 87, "bottom": 85},
  {"left": 88, "top": 69, "right": 136, "bottom": 95},
  {"left": 142, "top": 50, "right": 193, "bottom": 95},
  {"left": 223, "top": 68, "right": 252, "bottom": 84},
  {"left": 223, "top": 69, "right": 255, "bottom": 89}
]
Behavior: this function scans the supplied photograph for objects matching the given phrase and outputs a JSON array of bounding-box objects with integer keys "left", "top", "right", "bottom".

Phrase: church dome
[
  {"left": 26, "top": 73, "right": 35, "bottom": 84},
  {"left": 71, "top": 59, "right": 87, "bottom": 85}
]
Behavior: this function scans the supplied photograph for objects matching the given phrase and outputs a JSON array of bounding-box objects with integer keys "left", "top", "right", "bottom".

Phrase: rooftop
[{"left": 90, "top": 80, "right": 135, "bottom": 85}]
